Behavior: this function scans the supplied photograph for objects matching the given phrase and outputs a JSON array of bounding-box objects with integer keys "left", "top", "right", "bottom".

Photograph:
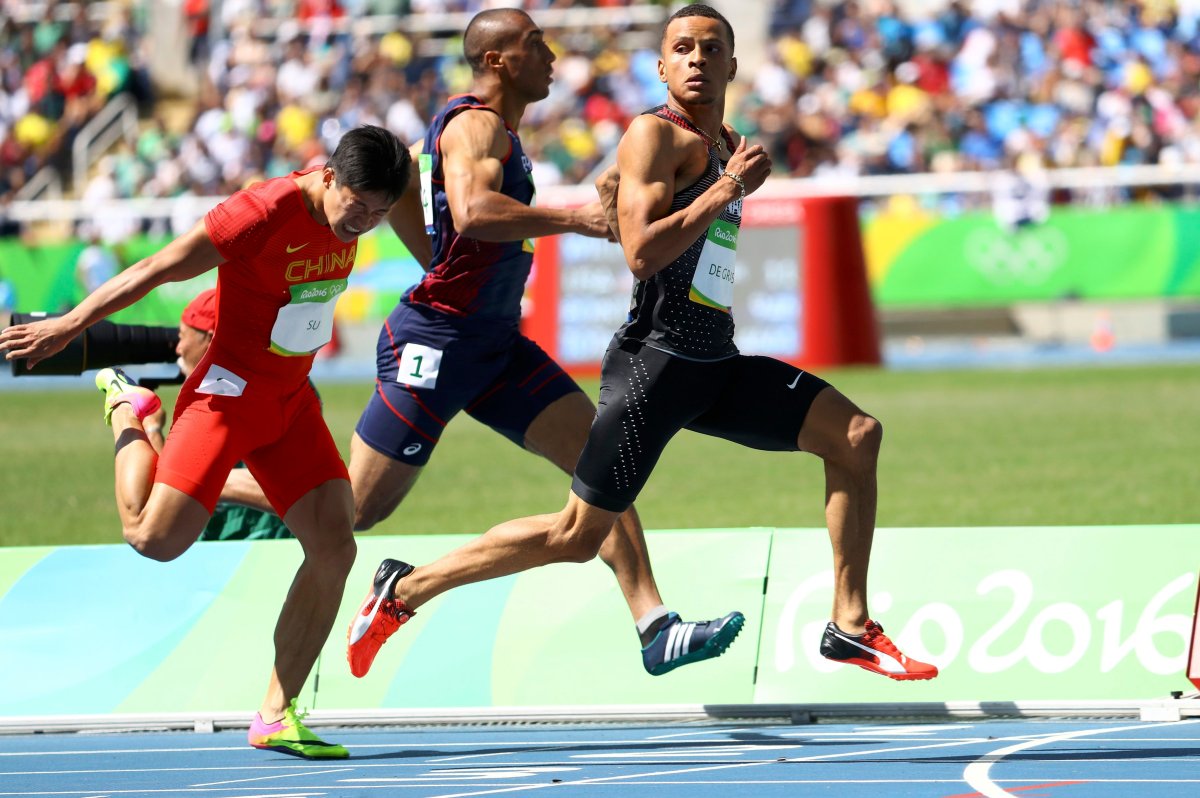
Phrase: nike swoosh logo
[
  {"left": 786, "top": 372, "right": 804, "bottom": 389},
  {"left": 286, "top": 242, "right": 309, "bottom": 253},
  {"left": 348, "top": 569, "right": 402, "bottom": 646}
]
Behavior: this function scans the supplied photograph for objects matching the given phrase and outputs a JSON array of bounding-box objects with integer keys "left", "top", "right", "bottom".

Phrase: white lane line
[
  {"left": 0, "top": 747, "right": 249, "bottom": 757},
  {"left": 0, "top": 787, "right": 324, "bottom": 792},
  {"left": 428, "top": 744, "right": 593, "bottom": 764},
  {"left": 962, "top": 719, "right": 1200, "bottom": 798},
  {"left": 645, "top": 727, "right": 755, "bottom": 740},
  {"left": 193, "top": 767, "right": 353, "bottom": 787},
  {"left": 5, "top": 779, "right": 1200, "bottom": 798},
  {"left": 425, "top": 733, "right": 772, "bottom": 763},
  {"left": 0, "top": 764, "right": 553, "bottom": 775},
  {"left": 0, "top": 738, "right": 765, "bottom": 758},
  {"left": 571, "top": 744, "right": 799, "bottom": 759},
  {"left": 420, "top": 735, "right": 998, "bottom": 798},
  {"left": 1050, "top": 737, "right": 1200, "bottom": 742},
  {"left": 342, "top": 766, "right": 580, "bottom": 783}
]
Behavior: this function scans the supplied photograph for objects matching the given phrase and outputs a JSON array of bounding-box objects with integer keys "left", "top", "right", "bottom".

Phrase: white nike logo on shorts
[{"left": 787, "top": 372, "right": 804, "bottom": 389}]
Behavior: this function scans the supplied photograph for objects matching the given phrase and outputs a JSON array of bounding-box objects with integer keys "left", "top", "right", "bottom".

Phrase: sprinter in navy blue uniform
[
  {"left": 351, "top": 5, "right": 939, "bottom": 684},
  {"left": 347, "top": 8, "right": 743, "bottom": 681}
]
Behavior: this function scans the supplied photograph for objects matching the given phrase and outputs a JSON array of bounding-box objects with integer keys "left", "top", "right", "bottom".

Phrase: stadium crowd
[
  {"left": 0, "top": 1, "right": 152, "bottom": 205},
  {"left": 757, "top": 0, "right": 1200, "bottom": 180},
  {"left": 4, "top": 0, "right": 1200, "bottom": 214}
]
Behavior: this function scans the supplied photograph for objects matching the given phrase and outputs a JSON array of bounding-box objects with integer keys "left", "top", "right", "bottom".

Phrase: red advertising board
[{"left": 522, "top": 195, "right": 878, "bottom": 375}]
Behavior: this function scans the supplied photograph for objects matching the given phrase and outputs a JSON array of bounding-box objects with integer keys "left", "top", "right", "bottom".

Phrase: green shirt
[{"left": 200, "top": 494, "right": 293, "bottom": 541}]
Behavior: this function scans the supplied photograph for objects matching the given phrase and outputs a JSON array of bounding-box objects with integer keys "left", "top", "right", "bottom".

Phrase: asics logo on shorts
[{"left": 403, "top": 443, "right": 422, "bottom": 456}]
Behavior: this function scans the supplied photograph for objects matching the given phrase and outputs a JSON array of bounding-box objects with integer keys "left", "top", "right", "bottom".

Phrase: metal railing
[
  {"left": 540, "top": 162, "right": 1200, "bottom": 207},
  {"left": 9, "top": 163, "right": 1200, "bottom": 226},
  {"left": 247, "top": 5, "right": 669, "bottom": 39},
  {"left": 13, "top": 167, "right": 62, "bottom": 202},
  {"left": 72, "top": 94, "right": 140, "bottom": 198}
]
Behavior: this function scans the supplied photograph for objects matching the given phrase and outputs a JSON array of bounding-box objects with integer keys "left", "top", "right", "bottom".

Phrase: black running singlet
[{"left": 610, "top": 105, "right": 741, "bottom": 361}]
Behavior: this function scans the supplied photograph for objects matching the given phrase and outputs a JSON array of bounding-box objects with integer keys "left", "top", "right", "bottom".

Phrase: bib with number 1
[
  {"left": 269, "top": 278, "right": 347, "bottom": 356},
  {"left": 689, "top": 217, "right": 738, "bottom": 313}
]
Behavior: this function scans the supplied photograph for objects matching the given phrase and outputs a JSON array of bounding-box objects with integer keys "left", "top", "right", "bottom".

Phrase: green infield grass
[{"left": 1, "top": 362, "right": 1196, "bottom": 547}]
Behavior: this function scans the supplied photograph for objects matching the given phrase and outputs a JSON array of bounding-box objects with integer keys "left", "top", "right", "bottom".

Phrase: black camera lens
[{"left": 7, "top": 313, "right": 181, "bottom": 377}]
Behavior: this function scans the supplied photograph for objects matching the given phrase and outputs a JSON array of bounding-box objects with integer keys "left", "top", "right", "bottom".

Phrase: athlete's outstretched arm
[
  {"left": 0, "top": 222, "right": 222, "bottom": 367},
  {"left": 441, "top": 109, "right": 610, "bottom": 241},
  {"left": 617, "top": 118, "right": 770, "bottom": 280},
  {"left": 386, "top": 141, "right": 434, "bottom": 270}
]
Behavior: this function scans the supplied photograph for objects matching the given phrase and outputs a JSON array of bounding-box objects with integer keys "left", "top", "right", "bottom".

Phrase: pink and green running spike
[
  {"left": 247, "top": 699, "right": 348, "bottom": 759},
  {"left": 94, "top": 367, "right": 161, "bottom": 425}
]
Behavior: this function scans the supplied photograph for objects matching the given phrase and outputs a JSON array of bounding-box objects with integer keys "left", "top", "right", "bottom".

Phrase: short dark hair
[
  {"left": 663, "top": 4, "right": 735, "bottom": 52},
  {"left": 326, "top": 125, "right": 410, "bottom": 203},
  {"left": 464, "top": 8, "right": 529, "bottom": 75}
]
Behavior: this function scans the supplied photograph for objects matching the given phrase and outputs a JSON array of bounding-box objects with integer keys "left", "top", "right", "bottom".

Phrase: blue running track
[{"left": 2, "top": 718, "right": 1198, "bottom": 797}]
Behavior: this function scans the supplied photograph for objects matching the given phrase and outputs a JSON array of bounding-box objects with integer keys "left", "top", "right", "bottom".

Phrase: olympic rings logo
[{"left": 964, "top": 226, "right": 1069, "bottom": 287}]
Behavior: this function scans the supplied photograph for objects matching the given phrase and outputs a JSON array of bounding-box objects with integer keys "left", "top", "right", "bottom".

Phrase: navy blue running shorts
[
  {"left": 571, "top": 341, "right": 830, "bottom": 513},
  {"left": 355, "top": 303, "right": 582, "bottom": 466}
]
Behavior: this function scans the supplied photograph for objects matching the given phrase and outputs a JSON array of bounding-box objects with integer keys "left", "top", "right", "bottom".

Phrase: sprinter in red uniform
[{"left": 0, "top": 125, "right": 411, "bottom": 758}]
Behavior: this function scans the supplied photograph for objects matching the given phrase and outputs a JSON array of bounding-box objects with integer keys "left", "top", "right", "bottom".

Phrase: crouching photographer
[{"left": 4, "top": 290, "right": 293, "bottom": 541}]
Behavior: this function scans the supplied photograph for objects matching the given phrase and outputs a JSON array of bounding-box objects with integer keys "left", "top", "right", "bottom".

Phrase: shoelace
[
  {"left": 371, "top": 599, "right": 413, "bottom": 636},
  {"left": 284, "top": 702, "right": 335, "bottom": 743},
  {"left": 284, "top": 700, "right": 309, "bottom": 725},
  {"left": 861, "top": 621, "right": 902, "bottom": 657}
]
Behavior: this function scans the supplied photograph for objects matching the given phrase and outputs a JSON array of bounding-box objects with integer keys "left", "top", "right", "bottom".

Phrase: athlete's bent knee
[
  {"left": 846, "top": 414, "right": 883, "bottom": 469},
  {"left": 323, "top": 534, "right": 357, "bottom": 577},
  {"left": 352, "top": 506, "right": 375, "bottom": 533},
  {"left": 546, "top": 524, "right": 607, "bottom": 564},
  {"left": 304, "top": 517, "right": 358, "bottom": 574},
  {"left": 352, "top": 501, "right": 387, "bottom": 533},
  {"left": 351, "top": 488, "right": 405, "bottom": 533}
]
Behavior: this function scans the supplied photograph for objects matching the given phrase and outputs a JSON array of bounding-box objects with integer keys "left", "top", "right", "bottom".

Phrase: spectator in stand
[
  {"left": 74, "top": 222, "right": 119, "bottom": 298},
  {"left": 9, "top": 0, "right": 1200, "bottom": 211},
  {"left": 0, "top": 2, "right": 149, "bottom": 207}
]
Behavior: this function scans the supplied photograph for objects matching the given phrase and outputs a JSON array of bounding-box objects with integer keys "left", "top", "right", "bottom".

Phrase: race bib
[
  {"left": 418, "top": 153, "right": 434, "bottom": 235},
  {"left": 689, "top": 218, "right": 738, "bottom": 313},
  {"left": 522, "top": 158, "right": 536, "bottom": 254},
  {"left": 395, "top": 342, "right": 442, "bottom": 389},
  {"left": 269, "top": 278, "right": 346, "bottom": 356}
]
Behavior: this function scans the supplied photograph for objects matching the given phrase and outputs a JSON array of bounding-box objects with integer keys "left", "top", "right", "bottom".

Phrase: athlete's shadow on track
[
  {"left": 845, "top": 747, "right": 1200, "bottom": 764},
  {"left": 349, "top": 731, "right": 860, "bottom": 761}
]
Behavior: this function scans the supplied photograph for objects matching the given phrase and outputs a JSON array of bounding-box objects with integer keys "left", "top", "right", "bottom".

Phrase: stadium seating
[{"left": 4, "top": 0, "right": 1200, "bottom": 213}]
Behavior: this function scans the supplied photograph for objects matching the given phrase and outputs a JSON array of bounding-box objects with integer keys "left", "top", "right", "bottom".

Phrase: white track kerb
[{"left": 1, "top": 699, "right": 1198, "bottom": 735}]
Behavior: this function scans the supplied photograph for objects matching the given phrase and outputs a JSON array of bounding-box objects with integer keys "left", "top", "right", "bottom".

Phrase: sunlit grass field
[{"left": 1, "top": 362, "right": 1197, "bottom": 547}]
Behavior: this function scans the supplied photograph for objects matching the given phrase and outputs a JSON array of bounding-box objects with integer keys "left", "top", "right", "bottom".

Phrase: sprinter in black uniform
[
  {"left": 583, "top": 5, "right": 937, "bottom": 680},
  {"left": 350, "top": 4, "right": 938, "bottom": 682}
]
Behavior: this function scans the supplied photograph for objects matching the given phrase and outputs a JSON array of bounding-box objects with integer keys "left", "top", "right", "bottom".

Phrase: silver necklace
[
  {"left": 668, "top": 103, "right": 724, "bottom": 152},
  {"left": 695, "top": 125, "right": 724, "bottom": 152}
]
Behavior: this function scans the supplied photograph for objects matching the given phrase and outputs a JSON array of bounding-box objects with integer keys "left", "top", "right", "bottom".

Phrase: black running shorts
[{"left": 571, "top": 341, "right": 830, "bottom": 513}]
